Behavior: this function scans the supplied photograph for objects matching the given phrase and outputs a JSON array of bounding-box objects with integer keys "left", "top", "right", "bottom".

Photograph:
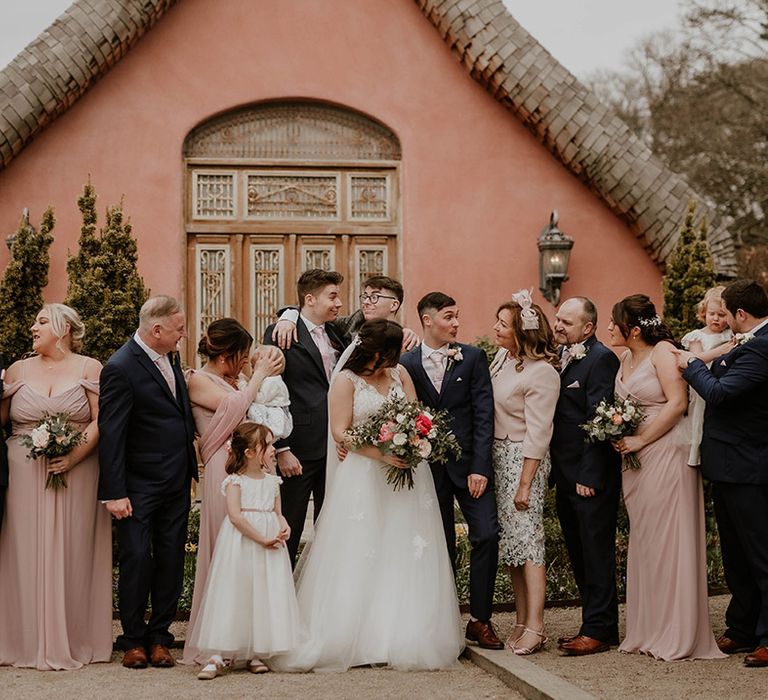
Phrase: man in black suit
[
  {"left": 676, "top": 279, "right": 768, "bottom": 667},
  {"left": 98, "top": 295, "right": 197, "bottom": 669},
  {"left": 263, "top": 269, "right": 348, "bottom": 565},
  {"left": 549, "top": 297, "right": 621, "bottom": 656},
  {"left": 400, "top": 292, "right": 502, "bottom": 650},
  {"left": 271, "top": 275, "right": 419, "bottom": 350},
  {"left": 0, "top": 355, "right": 7, "bottom": 531}
]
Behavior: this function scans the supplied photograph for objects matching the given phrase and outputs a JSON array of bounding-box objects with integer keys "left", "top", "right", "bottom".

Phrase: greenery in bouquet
[
  {"left": 345, "top": 397, "right": 461, "bottom": 490},
  {"left": 19, "top": 412, "right": 86, "bottom": 489},
  {"left": 580, "top": 394, "right": 645, "bottom": 470}
]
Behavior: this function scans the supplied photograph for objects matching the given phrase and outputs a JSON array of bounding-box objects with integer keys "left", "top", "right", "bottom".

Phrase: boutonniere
[
  {"left": 446, "top": 345, "right": 463, "bottom": 371},
  {"left": 569, "top": 342, "right": 588, "bottom": 360},
  {"left": 734, "top": 332, "right": 754, "bottom": 346}
]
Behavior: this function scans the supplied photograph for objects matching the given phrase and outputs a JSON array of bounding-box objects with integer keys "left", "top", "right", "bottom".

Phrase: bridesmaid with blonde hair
[{"left": 0, "top": 303, "right": 112, "bottom": 670}]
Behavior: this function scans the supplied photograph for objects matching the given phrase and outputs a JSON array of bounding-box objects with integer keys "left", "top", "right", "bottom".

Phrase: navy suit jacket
[
  {"left": 263, "top": 317, "right": 347, "bottom": 463},
  {"left": 400, "top": 343, "right": 494, "bottom": 487},
  {"left": 683, "top": 322, "right": 768, "bottom": 484},
  {"left": 97, "top": 338, "right": 197, "bottom": 500},
  {"left": 550, "top": 336, "right": 621, "bottom": 490}
]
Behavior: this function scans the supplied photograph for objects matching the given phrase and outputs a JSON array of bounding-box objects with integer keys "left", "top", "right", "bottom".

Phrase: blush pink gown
[
  {"left": 0, "top": 360, "right": 112, "bottom": 670},
  {"left": 616, "top": 356, "right": 725, "bottom": 661},
  {"left": 182, "top": 371, "right": 252, "bottom": 664}
]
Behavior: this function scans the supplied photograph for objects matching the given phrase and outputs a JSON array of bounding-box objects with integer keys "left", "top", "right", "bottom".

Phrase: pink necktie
[
  {"left": 311, "top": 326, "right": 334, "bottom": 380},
  {"left": 427, "top": 349, "right": 446, "bottom": 391},
  {"left": 155, "top": 356, "right": 177, "bottom": 398}
]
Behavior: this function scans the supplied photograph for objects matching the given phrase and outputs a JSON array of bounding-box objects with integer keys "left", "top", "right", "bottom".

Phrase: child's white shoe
[
  {"left": 248, "top": 659, "right": 269, "bottom": 674},
  {"left": 197, "top": 662, "right": 220, "bottom": 680}
]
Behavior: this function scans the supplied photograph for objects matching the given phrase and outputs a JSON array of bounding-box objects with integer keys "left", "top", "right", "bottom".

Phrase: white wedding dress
[{"left": 270, "top": 368, "right": 464, "bottom": 672}]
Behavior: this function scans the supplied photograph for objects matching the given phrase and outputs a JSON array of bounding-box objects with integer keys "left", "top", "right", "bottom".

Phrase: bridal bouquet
[
  {"left": 580, "top": 395, "right": 645, "bottom": 470},
  {"left": 20, "top": 412, "right": 86, "bottom": 489},
  {"left": 345, "top": 398, "right": 461, "bottom": 490}
]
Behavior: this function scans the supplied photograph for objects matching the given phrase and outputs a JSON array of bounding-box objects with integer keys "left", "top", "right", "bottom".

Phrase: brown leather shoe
[
  {"left": 717, "top": 635, "right": 756, "bottom": 655},
  {"left": 149, "top": 644, "right": 175, "bottom": 667},
  {"left": 466, "top": 619, "right": 504, "bottom": 650},
  {"left": 559, "top": 635, "right": 610, "bottom": 656},
  {"left": 557, "top": 633, "right": 578, "bottom": 647},
  {"left": 744, "top": 646, "right": 768, "bottom": 667},
  {"left": 122, "top": 646, "right": 148, "bottom": 669}
]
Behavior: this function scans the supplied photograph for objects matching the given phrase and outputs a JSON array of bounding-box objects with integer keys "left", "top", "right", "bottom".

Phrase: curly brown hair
[{"left": 497, "top": 300, "right": 559, "bottom": 371}]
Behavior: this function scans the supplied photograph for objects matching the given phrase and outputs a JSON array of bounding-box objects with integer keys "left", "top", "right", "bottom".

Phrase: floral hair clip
[
  {"left": 225, "top": 439, "right": 232, "bottom": 454},
  {"left": 510, "top": 289, "right": 540, "bottom": 330},
  {"left": 638, "top": 315, "right": 662, "bottom": 327}
]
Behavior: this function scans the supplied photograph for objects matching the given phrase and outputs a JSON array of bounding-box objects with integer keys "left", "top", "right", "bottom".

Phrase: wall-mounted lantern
[{"left": 537, "top": 210, "right": 573, "bottom": 306}]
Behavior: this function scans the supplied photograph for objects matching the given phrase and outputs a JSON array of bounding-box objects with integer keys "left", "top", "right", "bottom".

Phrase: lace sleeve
[{"left": 220, "top": 473, "right": 243, "bottom": 496}]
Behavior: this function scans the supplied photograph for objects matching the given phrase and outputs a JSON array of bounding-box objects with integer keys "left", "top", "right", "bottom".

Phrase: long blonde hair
[{"left": 41, "top": 303, "right": 85, "bottom": 353}]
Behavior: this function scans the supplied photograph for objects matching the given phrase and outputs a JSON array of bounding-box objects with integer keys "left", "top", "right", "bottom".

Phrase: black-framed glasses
[{"left": 360, "top": 293, "right": 398, "bottom": 304}]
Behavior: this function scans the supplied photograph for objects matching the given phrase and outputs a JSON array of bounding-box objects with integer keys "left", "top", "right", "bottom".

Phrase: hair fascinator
[{"left": 511, "top": 289, "right": 540, "bottom": 330}]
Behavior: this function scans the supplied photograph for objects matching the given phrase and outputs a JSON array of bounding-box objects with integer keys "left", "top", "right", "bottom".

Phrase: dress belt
[{"left": 241, "top": 508, "right": 273, "bottom": 513}]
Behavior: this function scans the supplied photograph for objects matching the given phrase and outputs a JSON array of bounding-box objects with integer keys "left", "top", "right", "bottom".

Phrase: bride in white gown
[{"left": 271, "top": 319, "right": 464, "bottom": 672}]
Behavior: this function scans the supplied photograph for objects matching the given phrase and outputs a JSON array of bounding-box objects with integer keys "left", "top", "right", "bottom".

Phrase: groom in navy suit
[
  {"left": 98, "top": 295, "right": 197, "bottom": 669},
  {"left": 400, "top": 292, "right": 502, "bottom": 649},
  {"left": 550, "top": 297, "right": 621, "bottom": 656},
  {"left": 676, "top": 280, "right": 768, "bottom": 667}
]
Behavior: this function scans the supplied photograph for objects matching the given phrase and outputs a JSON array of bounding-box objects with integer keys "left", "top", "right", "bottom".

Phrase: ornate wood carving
[{"left": 184, "top": 101, "right": 401, "bottom": 161}]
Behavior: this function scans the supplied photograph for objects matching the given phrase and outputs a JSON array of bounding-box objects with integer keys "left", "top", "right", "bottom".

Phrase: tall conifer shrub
[
  {"left": 662, "top": 201, "right": 717, "bottom": 340},
  {"left": 0, "top": 208, "right": 55, "bottom": 362},
  {"left": 65, "top": 180, "right": 148, "bottom": 362}
]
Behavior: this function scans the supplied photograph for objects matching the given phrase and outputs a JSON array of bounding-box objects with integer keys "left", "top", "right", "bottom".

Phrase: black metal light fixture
[
  {"left": 537, "top": 210, "right": 574, "bottom": 306},
  {"left": 6, "top": 208, "right": 31, "bottom": 251}
]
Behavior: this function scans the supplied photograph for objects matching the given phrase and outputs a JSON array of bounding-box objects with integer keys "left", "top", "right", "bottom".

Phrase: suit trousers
[
  {"left": 555, "top": 476, "right": 620, "bottom": 644},
  {"left": 433, "top": 467, "right": 499, "bottom": 622},
  {"left": 115, "top": 486, "right": 190, "bottom": 650},
  {"left": 281, "top": 456, "right": 326, "bottom": 567},
  {"left": 714, "top": 482, "right": 768, "bottom": 647},
  {"left": 0, "top": 486, "right": 5, "bottom": 533}
]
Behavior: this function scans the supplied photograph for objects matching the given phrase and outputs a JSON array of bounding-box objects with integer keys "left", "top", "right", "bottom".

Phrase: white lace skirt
[
  {"left": 492, "top": 438, "right": 550, "bottom": 567},
  {"left": 270, "top": 452, "right": 464, "bottom": 672}
]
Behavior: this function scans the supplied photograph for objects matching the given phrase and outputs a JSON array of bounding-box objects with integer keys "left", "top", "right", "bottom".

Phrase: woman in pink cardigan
[
  {"left": 489, "top": 291, "right": 560, "bottom": 655},
  {"left": 182, "top": 318, "right": 284, "bottom": 664}
]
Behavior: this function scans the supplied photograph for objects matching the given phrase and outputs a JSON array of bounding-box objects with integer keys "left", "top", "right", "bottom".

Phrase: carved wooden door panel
[{"left": 184, "top": 101, "right": 401, "bottom": 361}]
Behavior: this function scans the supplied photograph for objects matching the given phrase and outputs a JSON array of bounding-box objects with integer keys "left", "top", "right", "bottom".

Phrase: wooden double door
[{"left": 187, "top": 232, "right": 397, "bottom": 360}]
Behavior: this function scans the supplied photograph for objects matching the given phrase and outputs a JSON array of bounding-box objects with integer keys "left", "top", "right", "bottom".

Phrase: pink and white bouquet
[
  {"left": 580, "top": 394, "right": 645, "bottom": 470},
  {"left": 19, "top": 412, "right": 86, "bottom": 489},
  {"left": 345, "top": 398, "right": 461, "bottom": 490}
]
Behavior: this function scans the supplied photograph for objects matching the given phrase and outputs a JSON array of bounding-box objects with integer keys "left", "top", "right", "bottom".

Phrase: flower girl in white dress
[{"left": 187, "top": 423, "right": 300, "bottom": 680}]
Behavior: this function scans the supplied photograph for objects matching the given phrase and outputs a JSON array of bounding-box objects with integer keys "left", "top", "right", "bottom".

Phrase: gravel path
[
  {"left": 493, "top": 595, "right": 765, "bottom": 700},
  {"left": 0, "top": 621, "right": 521, "bottom": 700}
]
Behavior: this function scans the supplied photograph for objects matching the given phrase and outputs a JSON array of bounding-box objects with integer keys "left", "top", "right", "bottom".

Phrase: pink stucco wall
[{"left": 0, "top": 0, "right": 661, "bottom": 347}]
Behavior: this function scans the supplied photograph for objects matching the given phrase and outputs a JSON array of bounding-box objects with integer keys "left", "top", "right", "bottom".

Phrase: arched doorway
[{"left": 183, "top": 100, "right": 401, "bottom": 359}]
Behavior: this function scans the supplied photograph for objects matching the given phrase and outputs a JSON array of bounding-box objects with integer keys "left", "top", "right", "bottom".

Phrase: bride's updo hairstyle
[
  {"left": 198, "top": 318, "right": 253, "bottom": 361},
  {"left": 343, "top": 319, "right": 403, "bottom": 375},
  {"left": 611, "top": 294, "right": 678, "bottom": 346},
  {"left": 225, "top": 422, "right": 273, "bottom": 475}
]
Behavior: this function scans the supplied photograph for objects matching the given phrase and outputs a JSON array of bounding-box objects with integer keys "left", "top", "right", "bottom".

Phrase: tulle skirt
[
  {"left": 270, "top": 453, "right": 464, "bottom": 672},
  {"left": 186, "top": 512, "right": 301, "bottom": 661}
]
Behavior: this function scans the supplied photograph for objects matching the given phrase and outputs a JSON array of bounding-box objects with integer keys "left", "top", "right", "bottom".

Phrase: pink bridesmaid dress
[
  {"left": 182, "top": 371, "right": 252, "bottom": 664},
  {"left": 616, "top": 355, "right": 725, "bottom": 661},
  {"left": 0, "top": 359, "right": 112, "bottom": 670}
]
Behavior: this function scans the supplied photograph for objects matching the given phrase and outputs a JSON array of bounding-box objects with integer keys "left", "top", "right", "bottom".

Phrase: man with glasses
[{"left": 272, "top": 275, "right": 419, "bottom": 351}]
